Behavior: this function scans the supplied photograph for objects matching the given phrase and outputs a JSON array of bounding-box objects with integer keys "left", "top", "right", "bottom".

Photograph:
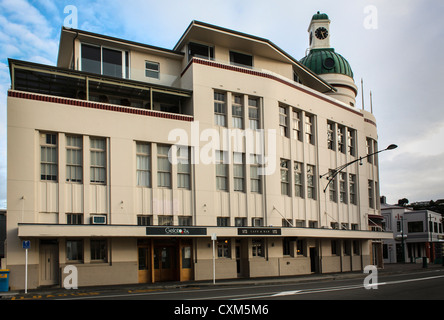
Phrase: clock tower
[
  {"left": 308, "top": 11, "right": 331, "bottom": 50},
  {"left": 300, "top": 12, "right": 358, "bottom": 107}
]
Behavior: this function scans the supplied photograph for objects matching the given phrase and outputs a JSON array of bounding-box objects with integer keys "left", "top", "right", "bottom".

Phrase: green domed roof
[
  {"left": 299, "top": 48, "right": 354, "bottom": 78},
  {"left": 312, "top": 11, "right": 329, "bottom": 20}
]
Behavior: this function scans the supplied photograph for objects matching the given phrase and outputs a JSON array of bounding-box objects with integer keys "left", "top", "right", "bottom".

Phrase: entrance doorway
[
  {"left": 39, "top": 240, "right": 59, "bottom": 286},
  {"left": 138, "top": 239, "right": 194, "bottom": 283},
  {"left": 309, "top": 247, "right": 318, "bottom": 273}
]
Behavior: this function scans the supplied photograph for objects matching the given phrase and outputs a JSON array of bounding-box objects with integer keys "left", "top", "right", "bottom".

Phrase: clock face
[{"left": 315, "top": 27, "right": 328, "bottom": 40}]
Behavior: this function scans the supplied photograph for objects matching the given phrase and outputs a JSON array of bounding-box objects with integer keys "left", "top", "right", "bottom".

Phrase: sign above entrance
[
  {"left": 238, "top": 228, "right": 281, "bottom": 236},
  {"left": 146, "top": 226, "right": 207, "bottom": 236}
]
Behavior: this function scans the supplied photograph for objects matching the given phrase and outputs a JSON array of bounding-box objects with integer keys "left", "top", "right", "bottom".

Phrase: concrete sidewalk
[{"left": 2, "top": 262, "right": 443, "bottom": 300}]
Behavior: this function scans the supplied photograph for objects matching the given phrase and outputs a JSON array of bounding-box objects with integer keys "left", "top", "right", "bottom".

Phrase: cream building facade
[{"left": 6, "top": 13, "right": 392, "bottom": 290}]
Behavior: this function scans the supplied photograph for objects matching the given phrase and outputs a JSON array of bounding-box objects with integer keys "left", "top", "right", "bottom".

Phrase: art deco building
[{"left": 6, "top": 12, "right": 392, "bottom": 289}]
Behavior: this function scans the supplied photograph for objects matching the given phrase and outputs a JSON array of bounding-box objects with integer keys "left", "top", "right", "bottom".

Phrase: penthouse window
[
  {"left": 229, "top": 51, "right": 253, "bottom": 68},
  {"left": 188, "top": 42, "right": 214, "bottom": 61},
  {"left": 40, "top": 133, "right": 58, "bottom": 181},
  {"left": 81, "top": 43, "right": 129, "bottom": 79}
]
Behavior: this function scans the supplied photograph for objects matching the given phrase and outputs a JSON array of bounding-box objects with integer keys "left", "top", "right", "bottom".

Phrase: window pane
[
  {"left": 102, "top": 47, "right": 122, "bottom": 78},
  {"left": 81, "top": 44, "right": 101, "bottom": 74}
]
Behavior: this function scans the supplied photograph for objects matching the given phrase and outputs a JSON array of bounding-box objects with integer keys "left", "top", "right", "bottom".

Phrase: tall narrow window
[
  {"left": 177, "top": 146, "right": 190, "bottom": 189},
  {"left": 294, "top": 162, "right": 303, "bottom": 197},
  {"left": 136, "top": 142, "right": 151, "bottom": 187},
  {"left": 349, "top": 174, "right": 357, "bottom": 205},
  {"left": 233, "top": 152, "right": 245, "bottom": 192},
  {"left": 90, "top": 137, "right": 106, "bottom": 184},
  {"left": 339, "top": 172, "right": 347, "bottom": 203},
  {"left": 66, "top": 135, "right": 82, "bottom": 183},
  {"left": 368, "top": 179, "right": 374, "bottom": 209},
  {"left": 216, "top": 150, "right": 228, "bottom": 191},
  {"left": 329, "top": 170, "right": 337, "bottom": 202},
  {"left": 250, "top": 154, "right": 261, "bottom": 193},
  {"left": 347, "top": 128, "right": 355, "bottom": 156},
  {"left": 91, "top": 239, "right": 107, "bottom": 262},
  {"left": 157, "top": 145, "right": 171, "bottom": 188},
  {"left": 307, "top": 165, "right": 316, "bottom": 199},
  {"left": 248, "top": 98, "right": 260, "bottom": 130},
  {"left": 327, "top": 121, "right": 334, "bottom": 150},
  {"left": 305, "top": 114, "right": 314, "bottom": 145},
  {"left": 338, "top": 125, "right": 345, "bottom": 153},
  {"left": 293, "top": 109, "right": 301, "bottom": 141},
  {"left": 279, "top": 106, "right": 288, "bottom": 137},
  {"left": 102, "top": 47, "right": 123, "bottom": 78},
  {"left": 280, "top": 159, "right": 290, "bottom": 196},
  {"left": 214, "top": 92, "right": 226, "bottom": 127},
  {"left": 40, "top": 133, "right": 58, "bottom": 181},
  {"left": 366, "top": 137, "right": 374, "bottom": 164},
  {"left": 232, "top": 95, "right": 244, "bottom": 129}
]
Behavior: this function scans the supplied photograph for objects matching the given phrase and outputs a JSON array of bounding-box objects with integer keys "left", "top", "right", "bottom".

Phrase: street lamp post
[{"left": 320, "top": 144, "right": 398, "bottom": 193}]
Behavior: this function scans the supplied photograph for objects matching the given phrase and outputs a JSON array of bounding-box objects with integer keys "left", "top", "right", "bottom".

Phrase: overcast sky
[{"left": 0, "top": 0, "right": 443, "bottom": 209}]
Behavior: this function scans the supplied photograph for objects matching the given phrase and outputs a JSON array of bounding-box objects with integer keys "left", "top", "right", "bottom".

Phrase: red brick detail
[{"left": 8, "top": 90, "right": 193, "bottom": 122}]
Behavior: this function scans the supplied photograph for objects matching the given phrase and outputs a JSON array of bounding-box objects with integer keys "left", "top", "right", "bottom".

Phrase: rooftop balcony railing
[{"left": 8, "top": 59, "right": 193, "bottom": 117}]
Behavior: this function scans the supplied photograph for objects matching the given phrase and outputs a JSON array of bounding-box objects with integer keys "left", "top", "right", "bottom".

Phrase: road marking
[{"left": 272, "top": 290, "right": 302, "bottom": 297}]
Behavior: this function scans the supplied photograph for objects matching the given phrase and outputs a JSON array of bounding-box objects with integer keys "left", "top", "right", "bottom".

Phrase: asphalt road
[{"left": 50, "top": 269, "right": 444, "bottom": 301}]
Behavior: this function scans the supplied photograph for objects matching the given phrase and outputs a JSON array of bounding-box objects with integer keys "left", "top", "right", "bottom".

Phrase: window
[
  {"left": 339, "top": 172, "right": 347, "bottom": 203},
  {"left": 297, "top": 240, "right": 305, "bottom": 256},
  {"left": 235, "top": 218, "right": 247, "bottom": 227},
  {"left": 408, "top": 221, "right": 423, "bottom": 233},
  {"left": 67, "top": 213, "right": 83, "bottom": 225},
  {"left": 216, "top": 150, "right": 228, "bottom": 191},
  {"left": 217, "top": 217, "right": 230, "bottom": 227},
  {"left": 252, "top": 218, "right": 264, "bottom": 227},
  {"left": 366, "top": 138, "right": 374, "bottom": 164},
  {"left": 136, "top": 142, "right": 151, "bottom": 187},
  {"left": 294, "top": 162, "right": 303, "bottom": 197},
  {"left": 250, "top": 154, "right": 262, "bottom": 193},
  {"left": 368, "top": 180, "right": 374, "bottom": 209},
  {"left": 137, "top": 215, "right": 152, "bottom": 226},
  {"left": 279, "top": 106, "right": 288, "bottom": 137},
  {"left": 91, "top": 239, "right": 107, "bottom": 261},
  {"left": 66, "top": 135, "right": 82, "bottom": 183},
  {"left": 327, "top": 121, "right": 334, "bottom": 150},
  {"left": 282, "top": 219, "right": 293, "bottom": 227},
  {"left": 233, "top": 152, "right": 245, "bottom": 192},
  {"left": 90, "top": 137, "right": 106, "bottom": 184},
  {"left": 328, "top": 170, "right": 337, "bottom": 202},
  {"left": 347, "top": 128, "right": 355, "bottom": 156},
  {"left": 188, "top": 42, "right": 214, "bottom": 61},
  {"left": 349, "top": 174, "right": 357, "bottom": 205},
  {"left": 280, "top": 159, "right": 290, "bottom": 196},
  {"left": 309, "top": 220, "right": 318, "bottom": 228},
  {"left": 283, "top": 238, "right": 292, "bottom": 256},
  {"left": 81, "top": 43, "right": 129, "bottom": 78},
  {"left": 217, "top": 239, "right": 231, "bottom": 258},
  {"left": 214, "top": 92, "right": 226, "bottom": 126},
  {"left": 248, "top": 98, "right": 260, "bottom": 130},
  {"left": 337, "top": 125, "right": 345, "bottom": 153},
  {"left": 145, "top": 61, "right": 160, "bottom": 79},
  {"left": 41, "top": 133, "right": 57, "bottom": 181},
  {"left": 66, "top": 240, "right": 83, "bottom": 261},
  {"left": 229, "top": 51, "right": 253, "bottom": 68},
  {"left": 157, "top": 145, "right": 171, "bottom": 188},
  {"left": 353, "top": 240, "right": 360, "bottom": 255},
  {"left": 178, "top": 216, "right": 192, "bottom": 226},
  {"left": 331, "top": 240, "right": 339, "bottom": 255},
  {"left": 305, "top": 114, "right": 314, "bottom": 144},
  {"left": 176, "top": 146, "right": 191, "bottom": 189},
  {"left": 307, "top": 165, "right": 316, "bottom": 199},
  {"left": 292, "top": 109, "right": 302, "bottom": 141},
  {"left": 252, "top": 239, "right": 264, "bottom": 257},
  {"left": 232, "top": 95, "right": 244, "bottom": 129},
  {"left": 158, "top": 215, "right": 173, "bottom": 226}
]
